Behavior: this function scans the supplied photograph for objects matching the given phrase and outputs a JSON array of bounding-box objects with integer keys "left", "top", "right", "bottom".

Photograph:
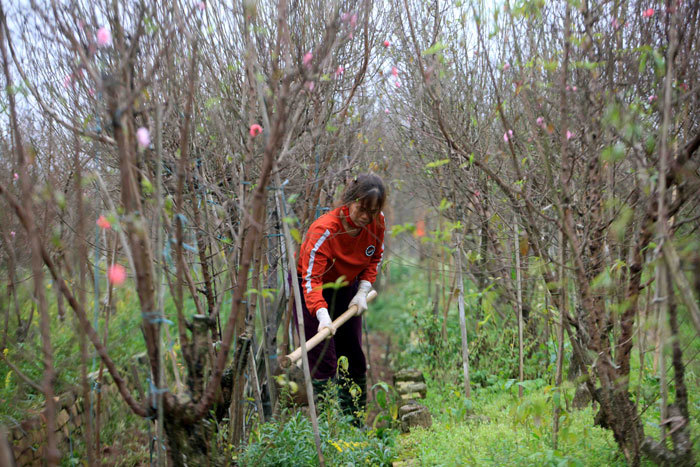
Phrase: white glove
[
  {"left": 349, "top": 280, "right": 372, "bottom": 316},
  {"left": 316, "top": 308, "right": 335, "bottom": 336}
]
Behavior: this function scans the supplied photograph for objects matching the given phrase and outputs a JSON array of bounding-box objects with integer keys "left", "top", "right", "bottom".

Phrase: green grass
[
  {"left": 396, "top": 379, "right": 627, "bottom": 466},
  {"left": 368, "top": 258, "right": 700, "bottom": 466}
]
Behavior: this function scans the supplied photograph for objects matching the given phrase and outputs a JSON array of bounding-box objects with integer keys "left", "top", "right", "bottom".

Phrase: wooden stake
[
  {"left": 514, "top": 215, "right": 524, "bottom": 399},
  {"left": 553, "top": 230, "right": 566, "bottom": 449},
  {"left": 457, "top": 241, "right": 471, "bottom": 399},
  {"left": 276, "top": 174, "right": 325, "bottom": 466}
]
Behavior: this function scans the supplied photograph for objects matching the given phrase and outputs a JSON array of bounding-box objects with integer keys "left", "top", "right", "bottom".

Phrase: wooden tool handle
[{"left": 280, "top": 290, "right": 378, "bottom": 369}]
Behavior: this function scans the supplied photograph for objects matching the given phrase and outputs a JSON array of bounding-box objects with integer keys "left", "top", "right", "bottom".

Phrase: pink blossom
[
  {"left": 383, "top": 40, "right": 390, "bottom": 48},
  {"left": 197, "top": 1, "right": 206, "bottom": 10},
  {"left": 88, "top": 88, "right": 95, "bottom": 97},
  {"left": 394, "top": 79, "right": 401, "bottom": 88},
  {"left": 572, "top": 86, "right": 578, "bottom": 91},
  {"left": 97, "top": 215, "right": 111, "bottom": 230},
  {"left": 474, "top": 191, "right": 480, "bottom": 198},
  {"left": 503, "top": 130, "right": 513, "bottom": 142},
  {"left": 350, "top": 14, "right": 357, "bottom": 28},
  {"left": 136, "top": 127, "right": 150, "bottom": 148},
  {"left": 305, "top": 81, "right": 315, "bottom": 92},
  {"left": 566, "top": 85, "right": 570, "bottom": 91},
  {"left": 10, "top": 231, "right": 15, "bottom": 237},
  {"left": 63, "top": 75, "right": 73, "bottom": 89},
  {"left": 391, "top": 66, "right": 398, "bottom": 77},
  {"left": 385, "top": 108, "right": 390, "bottom": 114},
  {"left": 335, "top": 65, "right": 344, "bottom": 77},
  {"left": 612, "top": 18, "right": 620, "bottom": 29},
  {"left": 13, "top": 173, "right": 19, "bottom": 180},
  {"left": 643, "top": 8, "right": 654, "bottom": 18},
  {"left": 503, "top": 62, "right": 510, "bottom": 71},
  {"left": 566, "top": 130, "right": 574, "bottom": 140},
  {"left": 536, "top": 116, "right": 545, "bottom": 127},
  {"left": 303, "top": 52, "right": 313, "bottom": 67},
  {"left": 96, "top": 28, "right": 112, "bottom": 48},
  {"left": 107, "top": 264, "right": 126, "bottom": 286},
  {"left": 249, "top": 123, "right": 263, "bottom": 137},
  {"left": 648, "top": 95, "right": 657, "bottom": 103},
  {"left": 341, "top": 12, "right": 352, "bottom": 22}
]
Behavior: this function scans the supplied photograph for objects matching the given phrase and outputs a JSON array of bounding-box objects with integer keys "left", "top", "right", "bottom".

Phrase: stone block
[
  {"left": 393, "top": 369, "right": 424, "bottom": 384},
  {"left": 56, "top": 409, "right": 70, "bottom": 427},
  {"left": 393, "top": 460, "right": 419, "bottom": 467},
  {"left": 19, "top": 447, "right": 36, "bottom": 465},
  {"left": 396, "top": 382, "right": 427, "bottom": 398},
  {"left": 399, "top": 404, "right": 432, "bottom": 432},
  {"left": 400, "top": 392, "right": 423, "bottom": 401}
]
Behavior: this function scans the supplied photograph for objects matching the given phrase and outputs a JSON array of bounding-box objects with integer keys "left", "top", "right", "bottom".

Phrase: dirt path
[{"left": 365, "top": 329, "right": 394, "bottom": 424}]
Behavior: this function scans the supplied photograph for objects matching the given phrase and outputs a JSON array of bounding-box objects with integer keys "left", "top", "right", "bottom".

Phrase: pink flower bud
[
  {"left": 249, "top": 124, "right": 263, "bottom": 138},
  {"left": 383, "top": 40, "right": 390, "bottom": 48},
  {"left": 10, "top": 231, "right": 15, "bottom": 237},
  {"left": 305, "top": 81, "right": 315, "bottom": 92},
  {"left": 566, "top": 130, "right": 574, "bottom": 140},
  {"left": 391, "top": 66, "right": 398, "bottom": 77},
  {"left": 136, "top": 127, "right": 150, "bottom": 148},
  {"left": 96, "top": 28, "right": 112, "bottom": 48},
  {"left": 536, "top": 117, "right": 545, "bottom": 127},
  {"left": 197, "top": 1, "right": 206, "bottom": 10},
  {"left": 335, "top": 65, "right": 344, "bottom": 77},
  {"left": 97, "top": 215, "right": 111, "bottom": 230},
  {"left": 643, "top": 8, "right": 654, "bottom": 18},
  {"left": 503, "top": 130, "right": 513, "bottom": 142},
  {"left": 107, "top": 264, "right": 126, "bottom": 286},
  {"left": 303, "top": 52, "right": 313, "bottom": 67},
  {"left": 14, "top": 173, "right": 19, "bottom": 180},
  {"left": 503, "top": 62, "right": 510, "bottom": 70},
  {"left": 648, "top": 95, "right": 657, "bottom": 103}
]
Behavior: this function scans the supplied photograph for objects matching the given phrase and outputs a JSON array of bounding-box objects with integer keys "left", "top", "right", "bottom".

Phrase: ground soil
[{"left": 365, "top": 330, "right": 395, "bottom": 425}]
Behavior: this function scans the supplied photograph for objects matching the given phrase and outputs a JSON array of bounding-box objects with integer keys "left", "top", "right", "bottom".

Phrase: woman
[{"left": 295, "top": 173, "right": 386, "bottom": 424}]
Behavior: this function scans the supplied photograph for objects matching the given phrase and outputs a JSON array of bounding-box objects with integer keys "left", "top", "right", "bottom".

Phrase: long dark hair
[{"left": 338, "top": 173, "right": 387, "bottom": 211}]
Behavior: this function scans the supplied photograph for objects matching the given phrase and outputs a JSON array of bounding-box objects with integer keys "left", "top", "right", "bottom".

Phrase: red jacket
[{"left": 296, "top": 206, "right": 385, "bottom": 316}]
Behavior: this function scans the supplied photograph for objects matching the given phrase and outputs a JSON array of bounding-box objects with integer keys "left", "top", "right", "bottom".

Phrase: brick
[
  {"left": 396, "top": 382, "right": 427, "bottom": 398},
  {"left": 19, "top": 449, "right": 35, "bottom": 465},
  {"left": 400, "top": 405, "right": 432, "bottom": 432},
  {"left": 56, "top": 409, "right": 70, "bottom": 427},
  {"left": 393, "top": 369, "right": 425, "bottom": 384}
]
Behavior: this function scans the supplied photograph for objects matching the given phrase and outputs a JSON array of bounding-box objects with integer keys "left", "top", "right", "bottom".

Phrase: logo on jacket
[{"left": 365, "top": 245, "right": 376, "bottom": 257}]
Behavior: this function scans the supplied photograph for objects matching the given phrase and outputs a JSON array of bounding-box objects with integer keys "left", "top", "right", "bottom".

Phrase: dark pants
[{"left": 295, "top": 279, "right": 366, "bottom": 381}]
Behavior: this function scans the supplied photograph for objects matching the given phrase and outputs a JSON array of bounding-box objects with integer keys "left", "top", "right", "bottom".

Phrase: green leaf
[
  {"left": 290, "top": 228, "right": 301, "bottom": 244},
  {"left": 600, "top": 142, "right": 626, "bottom": 163},
  {"left": 425, "top": 158, "right": 449, "bottom": 169},
  {"left": 422, "top": 41, "right": 447, "bottom": 56},
  {"left": 141, "top": 177, "right": 154, "bottom": 195}
]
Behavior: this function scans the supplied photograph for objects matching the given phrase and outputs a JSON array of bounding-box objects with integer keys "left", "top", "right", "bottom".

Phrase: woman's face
[{"left": 348, "top": 200, "right": 380, "bottom": 228}]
